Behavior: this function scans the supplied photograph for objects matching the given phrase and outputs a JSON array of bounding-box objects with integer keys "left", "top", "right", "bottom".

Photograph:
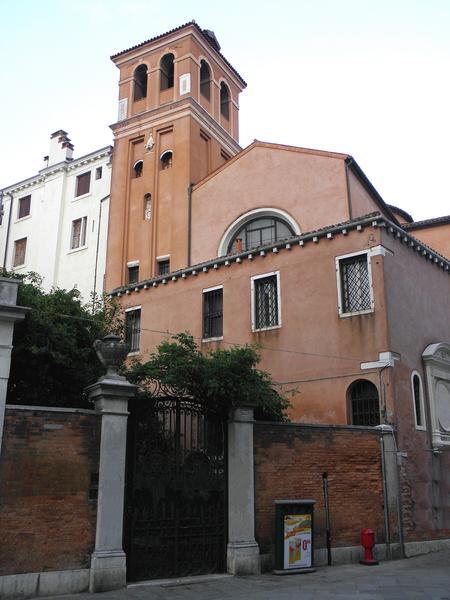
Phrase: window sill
[
  {"left": 67, "top": 245, "right": 88, "bottom": 255},
  {"left": 127, "top": 350, "right": 140, "bottom": 357},
  {"left": 252, "top": 324, "right": 282, "bottom": 333},
  {"left": 339, "top": 308, "right": 374, "bottom": 318},
  {"left": 73, "top": 192, "right": 92, "bottom": 202},
  {"left": 415, "top": 425, "right": 427, "bottom": 432},
  {"left": 202, "top": 336, "right": 223, "bottom": 343},
  {"left": 15, "top": 215, "right": 32, "bottom": 223},
  {"left": 12, "top": 264, "right": 26, "bottom": 270}
]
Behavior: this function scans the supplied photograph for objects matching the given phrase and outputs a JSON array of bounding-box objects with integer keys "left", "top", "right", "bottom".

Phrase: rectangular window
[
  {"left": 75, "top": 171, "right": 91, "bottom": 197},
  {"left": 71, "top": 217, "right": 87, "bottom": 249},
  {"left": 125, "top": 308, "right": 141, "bottom": 353},
  {"left": 337, "top": 252, "right": 373, "bottom": 316},
  {"left": 128, "top": 265, "right": 139, "bottom": 284},
  {"left": 18, "top": 195, "right": 31, "bottom": 219},
  {"left": 95, "top": 166, "right": 103, "bottom": 180},
  {"left": 251, "top": 272, "right": 281, "bottom": 331},
  {"left": 13, "top": 237, "right": 27, "bottom": 267},
  {"left": 157, "top": 259, "right": 170, "bottom": 276},
  {"left": 203, "top": 287, "right": 223, "bottom": 339}
]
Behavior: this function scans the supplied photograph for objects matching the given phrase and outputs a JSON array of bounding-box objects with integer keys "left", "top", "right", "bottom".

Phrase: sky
[{"left": 1, "top": 0, "right": 449, "bottom": 220}]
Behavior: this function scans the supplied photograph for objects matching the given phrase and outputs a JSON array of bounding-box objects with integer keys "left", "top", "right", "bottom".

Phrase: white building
[{"left": 0, "top": 131, "right": 112, "bottom": 303}]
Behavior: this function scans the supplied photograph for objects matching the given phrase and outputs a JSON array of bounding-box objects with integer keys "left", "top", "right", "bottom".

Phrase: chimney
[{"left": 47, "top": 130, "right": 74, "bottom": 166}]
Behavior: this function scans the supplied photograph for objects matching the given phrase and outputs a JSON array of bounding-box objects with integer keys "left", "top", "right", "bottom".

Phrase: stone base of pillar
[
  {"left": 227, "top": 541, "right": 260, "bottom": 575},
  {"left": 89, "top": 550, "right": 127, "bottom": 593}
]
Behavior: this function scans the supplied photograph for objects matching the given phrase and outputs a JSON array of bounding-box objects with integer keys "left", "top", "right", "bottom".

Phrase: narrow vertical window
[
  {"left": 71, "top": 217, "right": 87, "bottom": 249},
  {"left": 160, "top": 53, "right": 174, "bottom": 90},
  {"left": 251, "top": 272, "right": 281, "bottom": 331},
  {"left": 412, "top": 372, "right": 425, "bottom": 429},
  {"left": 160, "top": 151, "right": 173, "bottom": 170},
  {"left": 13, "top": 238, "right": 27, "bottom": 267},
  {"left": 125, "top": 308, "right": 141, "bottom": 353},
  {"left": 200, "top": 60, "right": 211, "bottom": 100},
  {"left": 133, "top": 160, "right": 143, "bottom": 178},
  {"left": 157, "top": 258, "right": 170, "bottom": 275},
  {"left": 203, "top": 287, "right": 223, "bottom": 339},
  {"left": 220, "top": 82, "right": 230, "bottom": 120},
  {"left": 128, "top": 265, "right": 139, "bottom": 284},
  {"left": 338, "top": 253, "right": 372, "bottom": 315},
  {"left": 75, "top": 171, "right": 91, "bottom": 197},
  {"left": 133, "top": 65, "right": 148, "bottom": 101},
  {"left": 18, "top": 195, "right": 31, "bottom": 219},
  {"left": 95, "top": 167, "right": 103, "bottom": 180}
]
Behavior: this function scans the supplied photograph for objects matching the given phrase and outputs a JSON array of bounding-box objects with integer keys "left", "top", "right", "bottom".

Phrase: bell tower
[{"left": 105, "top": 22, "right": 246, "bottom": 291}]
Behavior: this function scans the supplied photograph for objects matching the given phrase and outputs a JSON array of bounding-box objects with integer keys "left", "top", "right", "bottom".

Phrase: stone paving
[{"left": 42, "top": 549, "right": 450, "bottom": 600}]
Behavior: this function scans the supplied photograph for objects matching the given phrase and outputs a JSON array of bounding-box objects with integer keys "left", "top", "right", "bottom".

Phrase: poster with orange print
[{"left": 283, "top": 514, "right": 312, "bottom": 569}]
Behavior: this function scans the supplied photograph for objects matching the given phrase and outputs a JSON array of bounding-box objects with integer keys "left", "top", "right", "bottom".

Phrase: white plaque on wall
[
  {"left": 179, "top": 73, "right": 191, "bottom": 95},
  {"left": 118, "top": 98, "right": 128, "bottom": 121}
]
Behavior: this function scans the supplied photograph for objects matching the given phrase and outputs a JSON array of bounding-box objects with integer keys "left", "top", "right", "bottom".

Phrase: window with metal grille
[
  {"left": 18, "top": 195, "right": 31, "bottom": 219},
  {"left": 125, "top": 309, "right": 141, "bottom": 353},
  {"left": 71, "top": 217, "right": 87, "bottom": 249},
  {"left": 412, "top": 372, "right": 425, "bottom": 429},
  {"left": 75, "top": 171, "right": 91, "bottom": 197},
  {"left": 339, "top": 254, "right": 371, "bottom": 314},
  {"left": 203, "top": 287, "right": 223, "bottom": 339},
  {"left": 252, "top": 273, "right": 280, "bottom": 330},
  {"left": 348, "top": 380, "right": 380, "bottom": 426},
  {"left": 128, "top": 265, "right": 139, "bottom": 285},
  {"left": 13, "top": 238, "right": 27, "bottom": 267},
  {"left": 157, "top": 259, "right": 170, "bottom": 275}
]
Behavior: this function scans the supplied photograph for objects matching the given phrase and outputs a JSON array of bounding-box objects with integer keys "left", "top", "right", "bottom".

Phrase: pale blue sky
[{"left": 1, "top": 0, "right": 449, "bottom": 220}]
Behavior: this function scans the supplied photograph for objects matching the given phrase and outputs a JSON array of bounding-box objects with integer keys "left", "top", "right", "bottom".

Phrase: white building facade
[{"left": 0, "top": 131, "right": 112, "bottom": 303}]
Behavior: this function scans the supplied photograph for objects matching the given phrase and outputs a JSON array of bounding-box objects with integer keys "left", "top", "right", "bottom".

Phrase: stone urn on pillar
[{"left": 87, "top": 334, "right": 136, "bottom": 593}]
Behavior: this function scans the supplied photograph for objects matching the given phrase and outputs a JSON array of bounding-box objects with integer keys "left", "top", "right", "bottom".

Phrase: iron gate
[{"left": 124, "top": 397, "right": 227, "bottom": 581}]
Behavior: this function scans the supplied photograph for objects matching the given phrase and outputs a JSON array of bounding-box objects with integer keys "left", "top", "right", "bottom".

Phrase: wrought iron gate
[{"left": 124, "top": 397, "right": 227, "bottom": 581}]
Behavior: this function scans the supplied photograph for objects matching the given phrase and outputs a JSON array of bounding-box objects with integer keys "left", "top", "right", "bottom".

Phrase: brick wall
[
  {"left": 254, "top": 423, "right": 385, "bottom": 556},
  {"left": 0, "top": 407, "right": 100, "bottom": 576}
]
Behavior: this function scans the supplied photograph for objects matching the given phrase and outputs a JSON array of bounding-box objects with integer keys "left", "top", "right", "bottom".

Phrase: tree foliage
[
  {"left": 7, "top": 273, "right": 122, "bottom": 408},
  {"left": 125, "top": 333, "right": 291, "bottom": 421}
]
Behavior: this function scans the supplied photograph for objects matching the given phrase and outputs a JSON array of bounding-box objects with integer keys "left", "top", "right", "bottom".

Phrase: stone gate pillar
[
  {"left": 0, "top": 278, "right": 29, "bottom": 454},
  {"left": 227, "top": 405, "right": 260, "bottom": 575},
  {"left": 86, "top": 335, "right": 136, "bottom": 593}
]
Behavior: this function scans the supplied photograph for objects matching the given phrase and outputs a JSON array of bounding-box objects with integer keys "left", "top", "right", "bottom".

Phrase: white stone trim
[
  {"left": 335, "top": 249, "right": 375, "bottom": 318},
  {"left": 423, "top": 342, "right": 450, "bottom": 449},
  {"left": 124, "top": 305, "right": 141, "bottom": 312},
  {"left": 411, "top": 370, "right": 426, "bottom": 431},
  {"left": 250, "top": 271, "right": 282, "bottom": 332},
  {"left": 361, "top": 351, "right": 400, "bottom": 370},
  {"left": 127, "top": 260, "right": 139, "bottom": 267},
  {"left": 218, "top": 208, "right": 300, "bottom": 257}
]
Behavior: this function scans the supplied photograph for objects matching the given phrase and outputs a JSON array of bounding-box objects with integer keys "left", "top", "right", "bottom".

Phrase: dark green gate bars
[{"left": 124, "top": 397, "right": 227, "bottom": 581}]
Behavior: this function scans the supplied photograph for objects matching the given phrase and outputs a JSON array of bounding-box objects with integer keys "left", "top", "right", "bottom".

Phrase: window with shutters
[
  {"left": 411, "top": 371, "right": 426, "bottom": 430},
  {"left": 348, "top": 380, "right": 380, "bottom": 426},
  {"left": 18, "top": 195, "right": 31, "bottom": 219},
  {"left": 336, "top": 251, "right": 374, "bottom": 316},
  {"left": 75, "top": 171, "right": 91, "bottom": 197},
  {"left": 70, "top": 217, "right": 87, "bottom": 250},
  {"left": 203, "top": 286, "right": 223, "bottom": 340},
  {"left": 13, "top": 238, "right": 27, "bottom": 267},
  {"left": 125, "top": 308, "right": 141, "bottom": 353},
  {"left": 251, "top": 272, "right": 281, "bottom": 331}
]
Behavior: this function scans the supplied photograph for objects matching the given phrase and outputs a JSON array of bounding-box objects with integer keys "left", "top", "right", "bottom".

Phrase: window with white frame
[
  {"left": 336, "top": 251, "right": 373, "bottom": 316},
  {"left": 251, "top": 272, "right": 281, "bottom": 331},
  {"left": 125, "top": 308, "right": 141, "bottom": 353},
  {"left": 411, "top": 371, "right": 426, "bottom": 430},
  {"left": 71, "top": 217, "right": 87, "bottom": 250},
  {"left": 203, "top": 286, "right": 223, "bottom": 340}
]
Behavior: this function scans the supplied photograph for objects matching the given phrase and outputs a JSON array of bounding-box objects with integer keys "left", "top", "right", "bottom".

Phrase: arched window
[
  {"left": 200, "top": 60, "right": 211, "bottom": 100},
  {"left": 133, "top": 65, "right": 148, "bottom": 101},
  {"left": 160, "top": 150, "right": 173, "bottom": 170},
  {"left": 348, "top": 380, "right": 380, "bottom": 426},
  {"left": 220, "top": 82, "right": 230, "bottom": 119},
  {"left": 133, "top": 160, "right": 143, "bottom": 178},
  {"left": 227, "top": 216, "right": 294, "bottom": 254},
  {"left": 160, "top": 53, "right": 174, "bottom": 90},
  {"left": 411, "top": 371, "right": 425, "bottom": 429}
]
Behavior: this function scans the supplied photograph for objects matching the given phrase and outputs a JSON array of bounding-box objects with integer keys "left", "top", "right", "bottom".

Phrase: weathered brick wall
[
  {"left": 254, "top": 423, "right": 385, "bottom": 555},
  {"left": 0, "top": 407, "right": 100, "bottom": 576}
]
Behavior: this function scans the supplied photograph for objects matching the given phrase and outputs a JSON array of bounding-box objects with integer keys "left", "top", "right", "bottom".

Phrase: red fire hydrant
[{"left": 360, "top": 528, "right": 379, "bottom": 565}]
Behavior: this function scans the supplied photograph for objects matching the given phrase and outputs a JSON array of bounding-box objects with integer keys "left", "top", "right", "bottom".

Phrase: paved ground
[{"left": 43, "top": 550, "right": 450, "bottom": 600}]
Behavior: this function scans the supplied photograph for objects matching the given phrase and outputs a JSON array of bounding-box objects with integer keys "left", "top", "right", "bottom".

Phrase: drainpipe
[
  {"left": 2, "top": 193, "right": 14, "bottom": 270},
  {"left": 378, "top": 432, "right": 391, "bottom": 559},
  {"left": 187, "top": 183, "right": 193, "bottom": 267},
  {"left": 92, "top": 194, "right": 110, "bottom": 311}
]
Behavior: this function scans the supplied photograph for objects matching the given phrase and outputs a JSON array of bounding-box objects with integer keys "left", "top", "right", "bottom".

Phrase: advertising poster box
[{"left": 274, "top": 499, "right": 316, "bottom": 575}]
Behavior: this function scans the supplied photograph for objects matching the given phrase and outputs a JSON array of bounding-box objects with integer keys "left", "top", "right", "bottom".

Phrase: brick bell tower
[{"left": 105, "top": 22, "right": 246, "bottom": 291}]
